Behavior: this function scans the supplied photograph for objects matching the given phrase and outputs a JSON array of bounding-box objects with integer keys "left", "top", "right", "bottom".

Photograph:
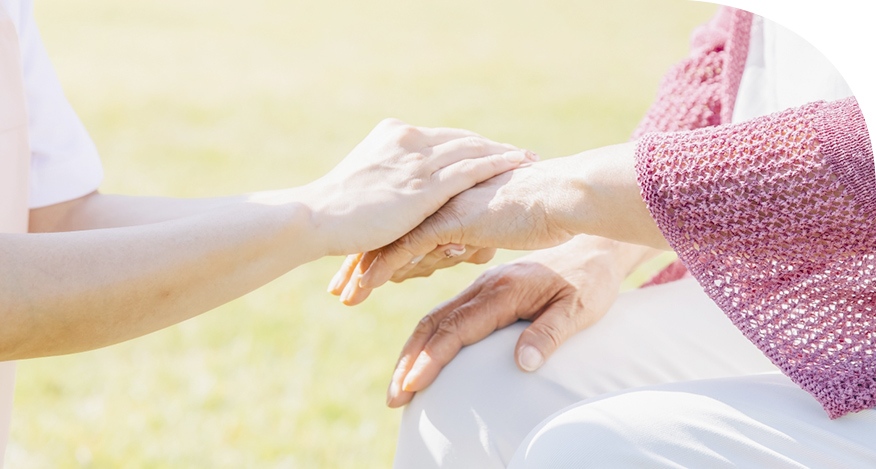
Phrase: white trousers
[{"left": 394, "top": 278, "right": 876, "bottom": 468}]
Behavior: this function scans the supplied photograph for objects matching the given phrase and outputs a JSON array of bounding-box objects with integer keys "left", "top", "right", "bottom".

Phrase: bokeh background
[{"left": 10, "top": 0, "right": 715, "bottom": 467}]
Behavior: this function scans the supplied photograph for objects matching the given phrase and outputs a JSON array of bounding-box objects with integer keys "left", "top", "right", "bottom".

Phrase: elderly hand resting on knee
[
  {"left": 328, "top": 141, "right": 672, "bottom": 406},
  {"left": 386, "top": 235, "right": 663, "bottom": 407}
]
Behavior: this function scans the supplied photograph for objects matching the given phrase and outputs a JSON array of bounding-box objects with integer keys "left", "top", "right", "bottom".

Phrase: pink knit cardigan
[{"left": 633, "top": 7, "right": 875, "bottom": 419}]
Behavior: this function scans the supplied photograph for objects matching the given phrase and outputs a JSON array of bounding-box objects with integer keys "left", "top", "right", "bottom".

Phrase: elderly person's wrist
[
  {"left": 560, "top": 234, "right": 662, "bottom": 283},
  {"left": 553, "top": 142, "right": 670, "bottom": 250}
]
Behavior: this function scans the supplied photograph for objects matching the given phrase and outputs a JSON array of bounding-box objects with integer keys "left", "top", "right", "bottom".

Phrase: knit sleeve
[
  {"left": 635, "top": 97, "right": 876, "bottom": 419},
  {"left": 631, "top": 6, "right": 752, "bottom": 139}
]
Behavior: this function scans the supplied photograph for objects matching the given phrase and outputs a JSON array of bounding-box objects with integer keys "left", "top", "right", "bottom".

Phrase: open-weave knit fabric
[
  {"left": 632, "top": 6, "right": 751, "bottom": 286},
  {"left": 635, "top": 97, "right": 876, "bottom": 418},
  {"left": 631, "top": 7, "right": 751, "bottom": 140}
]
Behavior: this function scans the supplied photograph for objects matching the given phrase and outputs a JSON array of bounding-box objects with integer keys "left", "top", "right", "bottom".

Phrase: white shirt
[
  {"left": 0, "top": 1, "right": 104, "bottom": 466},
  {"left": 2, "top": 0, "right": 103, "bottom": 209}
]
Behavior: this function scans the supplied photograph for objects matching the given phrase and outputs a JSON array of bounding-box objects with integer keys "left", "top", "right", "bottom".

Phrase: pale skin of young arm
[
  {"left": 6, "top": 196, "right": 318, "bottom": 360},
  {"left": 2, "top": 119, "right": 534, "bottom": 361},
  {"left": 29, "top": 192, "right": 248, "bottom": 233}
]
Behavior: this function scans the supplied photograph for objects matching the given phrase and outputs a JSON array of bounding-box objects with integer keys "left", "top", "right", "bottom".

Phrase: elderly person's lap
[{"left": 393, "top": 279, "right": 876, "bottom": 468}]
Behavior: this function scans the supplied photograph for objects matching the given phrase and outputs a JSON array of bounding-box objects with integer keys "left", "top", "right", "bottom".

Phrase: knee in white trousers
[{"left": 508, "top": 373, "right": 876, "bottom": 468}]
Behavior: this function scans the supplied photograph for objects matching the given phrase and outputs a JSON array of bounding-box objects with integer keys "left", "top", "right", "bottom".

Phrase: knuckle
[
  {"left": 393, "top": 232, "right": 419, "bottom": 256},
  {"left": 378, "top": 117, "right": 404, "bottom": 129},
  {"left": 434, "top": 312, "right": 465, "bottom": 342},
  {"left": 570, "top": 295, "right": 589, "bottom": 315},
  {"left": 393, "top": 124, "right": 422, "bottom": 144},
  {"left": 413, "top": 314, "right": 438, "bottom": 336},
  {"left": 488, "top": 271, "right": 516, "bottom": 289},
  {"left": 405, "top": 176, "right": 427, "bottom": 192},
  {"left": 464, "top": 136, "right": 487, "bottom": 154},
  {"left": 534, "top": 321, "right": 565, "bottom": 350},
  {"left": 430, "top": 206, "right": 465, "bottom": 233},
  {"left": 420, "top": 223, "right": 448, "bottom": 249},
  {"left": 478, "top": 267, "right": 506, "bottom": 289}
]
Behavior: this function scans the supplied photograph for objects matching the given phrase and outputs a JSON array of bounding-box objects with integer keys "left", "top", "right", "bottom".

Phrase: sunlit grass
[{"left": 9, "top": 0, "right": 712, "bottom": 467}]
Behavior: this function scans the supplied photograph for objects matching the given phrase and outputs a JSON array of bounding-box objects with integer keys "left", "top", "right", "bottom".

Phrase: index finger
[
  {"left": 400, "top": 295, "right": 513, "bottom": 394},
  {"left": 339, "top": 250, "right": 379, "bottom": 306},
  {"left": 387, "top": 285, "right": 483, "bottom": 408},
  {"left": 328, "top": 253, "right": 362, "bottom": 296}
]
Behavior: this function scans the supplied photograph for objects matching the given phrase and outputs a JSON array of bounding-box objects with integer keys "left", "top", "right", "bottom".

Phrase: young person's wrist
[{"left": 247, "top": 184, "right": 335, "bottom": 261}]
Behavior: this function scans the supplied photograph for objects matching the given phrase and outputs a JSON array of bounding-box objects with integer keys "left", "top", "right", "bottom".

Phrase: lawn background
[{"left": 10, "top": 0, "right": 715, "bottom": 467}]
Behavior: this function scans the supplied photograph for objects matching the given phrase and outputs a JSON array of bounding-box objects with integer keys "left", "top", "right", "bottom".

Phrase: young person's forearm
[
  {"left": 2, "top": 189, "right": 324, "bottom": 360},
  {"left": 29, "top": 192, "right": 252, "bottom": 233},
  {"left": 17, "top": 120, "right": 531, "bottom": 348}
]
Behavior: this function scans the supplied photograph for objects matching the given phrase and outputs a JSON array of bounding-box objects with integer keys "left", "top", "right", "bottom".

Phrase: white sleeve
[{"left": 9, "top": 0, "right": 104, "bottom": 208}]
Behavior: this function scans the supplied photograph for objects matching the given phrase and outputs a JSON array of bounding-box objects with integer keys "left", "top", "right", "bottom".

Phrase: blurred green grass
[{"left": 9, "top": 0, "right": 714, "bottom": 467}]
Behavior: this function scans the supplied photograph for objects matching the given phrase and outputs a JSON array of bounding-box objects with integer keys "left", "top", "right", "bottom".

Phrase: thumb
[
  {"left": 360, "top": 213, "right": 460, "bottom": 289},
  {"left": 514, "top": 297, "right": 583, "bottom": 372}
]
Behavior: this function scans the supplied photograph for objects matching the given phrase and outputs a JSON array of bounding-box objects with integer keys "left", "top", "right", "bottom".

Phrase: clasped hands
[{"left": 327, "top": 127, "right": 670, "bottom": 407}]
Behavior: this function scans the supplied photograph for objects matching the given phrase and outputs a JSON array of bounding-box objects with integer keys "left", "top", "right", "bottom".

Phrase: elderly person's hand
[
  {"left": 304, "top": 118, "right": 537, "bottom": 256},
  {"left": 327, "top": 243, "right": 498, "bottom": 303},
  {"left": 329, "top": 141, "right": 668, "bottom": 304},
  {"left": 384, "top": 235, "right": 659, "bottom": 407}
]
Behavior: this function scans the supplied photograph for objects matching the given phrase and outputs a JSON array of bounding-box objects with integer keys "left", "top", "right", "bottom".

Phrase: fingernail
[
  {"left": 444, "top": 247, "right": 466, "bottom": 258},
  {"left": 525, "top": 150, "right": 541, "bottom": 162},
  {"left": 503, "top": 150, "right": 525, "bottom": 163},
  {"left": 410, "top": 254, "right": 426, "bottom": 265},
  {"left": 518, "top": 345, "right": 544, "bottom": 372},
  {"left": 327, "top": 271, "right": 344, "bottom": 293},
  {"left": 356, "top": 267, "right": 368, "bottom": 290},
  {"left": 359, "top": 273, "right": 373, "bottom": 290},
  {"left": 386, "top": 382, "right": 397, "bottom": 406},
  {"left": 339, "top": 281, "right": 355, "bottom": 304},
  {"left": 402, "top": 353, "right": 430, "bottom": 391}
]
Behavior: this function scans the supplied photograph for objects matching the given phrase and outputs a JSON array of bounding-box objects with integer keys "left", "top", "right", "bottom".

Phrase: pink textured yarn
[
  {"left": 635, "top": 97, "right": 876, "bottom": 419},
  {"left": 633, "top": 7, "right": 752, "bottom": 286},
  {"left": 631, "top": 7, "right": 752, "bottom": 140}
]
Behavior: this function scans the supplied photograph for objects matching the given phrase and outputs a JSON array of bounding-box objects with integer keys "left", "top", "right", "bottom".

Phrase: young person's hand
[
  {"left": 384, "top": 236, "right": 658, "bottom": 407},
  {"left": 301, "top": 118, "right": 536, "bottom": 256}
]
